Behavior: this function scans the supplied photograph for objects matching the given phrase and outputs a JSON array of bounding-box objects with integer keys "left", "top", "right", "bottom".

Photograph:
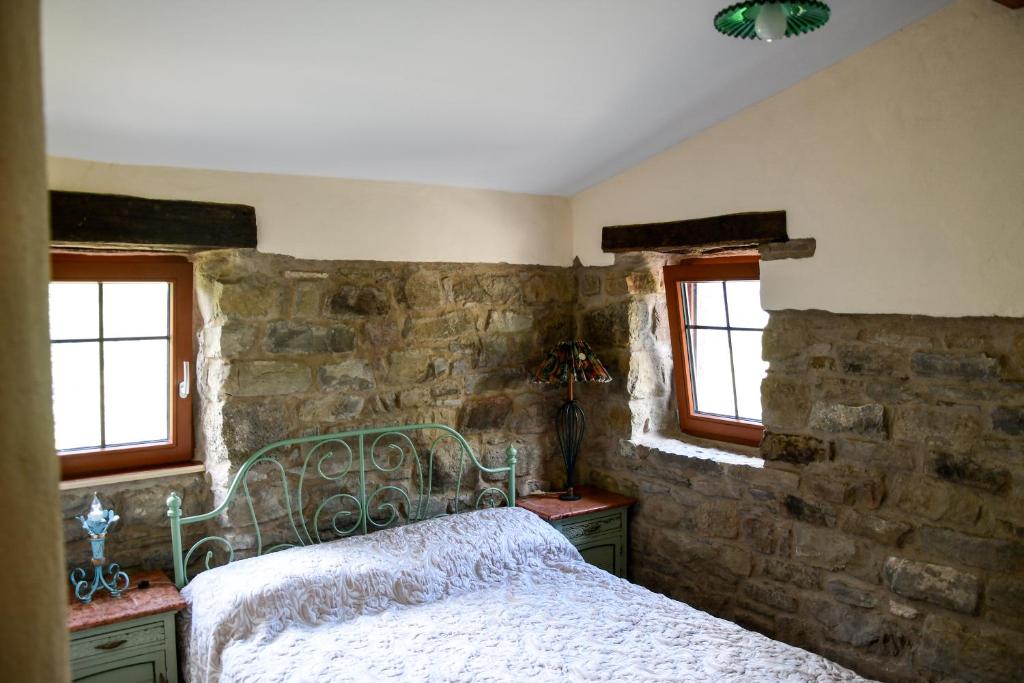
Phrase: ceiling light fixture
[{"left": 714, "top": 1, "right": 830, "bottom": 42}]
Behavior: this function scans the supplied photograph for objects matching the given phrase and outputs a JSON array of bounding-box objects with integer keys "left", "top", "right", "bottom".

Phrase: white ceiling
[{"left": 42, "top": 0, "right": 950, "bottom": 196}]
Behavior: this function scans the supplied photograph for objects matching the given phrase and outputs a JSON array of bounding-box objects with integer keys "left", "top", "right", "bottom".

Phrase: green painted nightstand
[
  {"left": 518, "top": 485, "right": 635, "bottom": 578},
  {"left": 67, "top": 570, "right": 185, "bottom": 683}
]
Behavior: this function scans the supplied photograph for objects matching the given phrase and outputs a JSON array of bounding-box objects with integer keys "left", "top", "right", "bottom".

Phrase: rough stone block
[
  {"left": 918, "top": 614, "right": 1024, "bottom": 683},
  {"left": 743, "top": 581, "right": 798, "bottom": 613},
  {"left": 740, "top": 516, "right": 777, "bottom": 554},
  {"left": 581, "top": 301, "right": 640, "bottom": 349},
  {"left": 761, "top": 433, "right": 830, "bottom": 465},
  {"left": 808, "top": 402, "right": 886, "bottom": 438},
  {"left": 840, "top": 511, "right": 911, "bottom": 546},
  {"left": 801, "top": 467, "right": 884, "bottom": 509},
  {"left": 911, "top": 352, "right": 1000, "bottom": 380},
  {"left": 626, "top": 351, "right": 670, "bottom": 400},
  {"left": 361, "top": 317, "right": 401, "bottom": 348},
  {"left": 577, "top": 270, "right": 602, "bottom": 298},
  {"left": 450, "top": 273, "right": 520, "bottom": 305},
  {"left": 638, "top": 497, "right": 690, "bottom": 528},
  {"left": 216, "top": 277, "right": 287, "bottom": 321},
  {"left": 263, "top": 321, "right": 356, "bottom": 354},
  {"left": 931, "top": 452, "right": 1011, "bottom": 493},
  {"left": 478, "top": 335, "right": 532, "bottom": 369},
  {"left": 215, "top": 322, "right": 257, "bottom": 358},
  {"left": 883, "top": 557, "right": 979, "bottom": 614},
  {"left": 220, "top": 398, "right": 294, "bottom": 459},
  {"left": 892, "top": 405, "right": 981, "bottom": 450},
  {"left": 834, "top": 439, "right": 916, "bottom": 473},
  {"left": 696, "top": 501, "right": 740, "bottom": 539},
  {"left": 762, "top": 558, "right": 821, "bottom": 590},
  {"left": 292, "top": 281, "right": 323, "bottom": 318},
  {"left": 835, "top": 343, "right": 904, "bottom": 376},
  {"left": 760, "top": 378, "right": 811, "bottom": 431},
  {"left": 984, "top": 576, "right": 1024, "bottom": 630},
  {"left": 318, "top": 359, "right": 375, "bottom": 391},
  {"left": 227, "top": 360, "right": 312, "bottom": 397},
  {"left": 784, "top": 495, "right": 837, "bottom": 527},
  {"left": 460, "top": 396, "right": 513, "bottom": 431},
  {"left": 523, "top": 271, "right": 575, "bottom": 303},
  {"left": 328, "top": 284, "right": 390, "bottom": 316},
  {"left": 485, "top": 310, "right": 533, "bottom": 333},
  {"left": 407, "top": 309, "right": 478, "bottom": 340},
  {"left": 991, "top": 406, "right": 1024, "bottom": 436},
  {"left": 891, "top": 475, "right": 982, "bottom": 525},
  {"left": 826, "top": 579, "right": 880, "bottom": 609},
  {"left": 817, "top": 602, "right": 910, "bottom": 657},
  {"left": 793, "top": 524, "right": 855, "bottom": 570},
  {"left": 386, "top": 349, "right": 432, "bottom": 384},
  {"left": 888, "top": 601, "right": 919, "bottom": 620},
  {"left": 404, "top": 270, "right": 443, "bottom": 309},
  {"left": 298, "top": 395, "right": 365, "bottom": 423},
  {"left": 916, "top": 526, "right": 1024, "bottom": 573}
]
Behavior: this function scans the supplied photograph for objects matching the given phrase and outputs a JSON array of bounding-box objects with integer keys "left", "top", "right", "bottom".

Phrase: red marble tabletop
[
  {"left": 517, "top": 485, "right": 636, "bottom": 522},
  {"left": 67, "top": 569, "right": 186, "bottom": 632}
]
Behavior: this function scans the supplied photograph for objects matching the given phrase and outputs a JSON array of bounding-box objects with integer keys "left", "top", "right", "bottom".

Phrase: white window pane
[
  {"left": 733, "top": 330, "right": 768, "bottom": 422},
  {"left": 683, "top": 281, "right": 727, "bottom": 327},
  {"left": 51, "top": 342, "right": 101, "bottom": 450},
  {"left": 688, "top": 328, "right": 735, "bottom": 417},
  {"left": 725, "top": 280, "right": 768, "bottom": 329},
  {"left": 49, "top": 282, "right": 99, "bottom": 340},
  {"left": 103, "top": 339, "right": 169, "bottom": 446},
  {"left": 103, "top": 282, "right": 170, "bottom": 338}
]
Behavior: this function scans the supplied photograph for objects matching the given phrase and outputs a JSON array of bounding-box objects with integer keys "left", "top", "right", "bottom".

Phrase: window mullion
[
  {"left": 721, "top": 282, "right": 740, "bottom": 420},
  {"left": 97, "top": 283, "right": 106, "bottom": 448}
]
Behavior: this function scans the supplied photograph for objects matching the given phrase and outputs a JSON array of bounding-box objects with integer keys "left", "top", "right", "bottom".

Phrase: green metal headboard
[{"left": 166, "top": 423, "right": 517, "bottom": 588}]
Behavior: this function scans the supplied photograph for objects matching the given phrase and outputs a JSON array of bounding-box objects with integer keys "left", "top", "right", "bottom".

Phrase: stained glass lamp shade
[
  {"left": 531, "top": 340, "right": 611, "bottom": 501},
  {"left": 714, "top": 2, "right": 830, "bottom": 42}
]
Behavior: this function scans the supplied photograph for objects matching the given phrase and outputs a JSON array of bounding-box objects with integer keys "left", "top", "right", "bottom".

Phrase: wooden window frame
[
  {"left": 50, "top": 253, "right": 194, "bottom": 480},
  {"left": 664, "top": 254, "right": 765, "bottom": 447}
]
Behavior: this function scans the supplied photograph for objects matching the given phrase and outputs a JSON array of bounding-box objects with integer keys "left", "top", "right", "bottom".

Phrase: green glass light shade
[{"left": 714, "top": 1, "right": 830, "bottom": 41}]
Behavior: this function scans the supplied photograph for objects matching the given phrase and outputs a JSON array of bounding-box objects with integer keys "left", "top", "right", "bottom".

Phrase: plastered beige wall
[
  {"left": 571, "top": 0, "right": 1024, "bottom": 317},
  {"left": 1, "top": 1, "right": 70, "bottom": 680},
  {"left": 48, "top": 157, "right": 573, "bottom": 266}
]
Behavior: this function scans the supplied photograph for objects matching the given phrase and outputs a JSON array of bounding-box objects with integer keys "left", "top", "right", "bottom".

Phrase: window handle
[{"left": 178, "top": 361, "right": 190, "bottom": 399}]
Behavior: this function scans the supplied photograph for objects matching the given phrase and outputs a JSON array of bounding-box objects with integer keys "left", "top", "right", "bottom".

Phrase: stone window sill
[
  {"left": 59, "top": 461, "right": 205, "bottom": 491},
  {"left": 633, "top": 433, "right": 764, "bottom": 468}
]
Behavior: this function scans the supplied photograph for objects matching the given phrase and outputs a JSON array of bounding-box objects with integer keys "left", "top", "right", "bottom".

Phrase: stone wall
[
  {"left": 579, "top": 254, "right": 1024, "bottom": 683},
  {"left": 61, "top": 249, "right": 573, "bottom": 573},
  {"left": 57, "top": 246, "right": 1024, "bottom": 681}
]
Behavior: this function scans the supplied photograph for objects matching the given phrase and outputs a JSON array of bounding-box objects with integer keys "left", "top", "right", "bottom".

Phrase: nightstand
[
  {"left": 518, "top": 485, "right": 636, "bottom": 578},
  {"left": 67, "top": 569, "right": 186, "bottom": 683}
]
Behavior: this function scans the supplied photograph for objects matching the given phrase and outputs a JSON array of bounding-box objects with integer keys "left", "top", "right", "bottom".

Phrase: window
[
  {"left": 49, "top": 253, "right": 194, "bottom": 479},
  {"left": 664, "top": 255, "right": 767, "bottom": 446}
]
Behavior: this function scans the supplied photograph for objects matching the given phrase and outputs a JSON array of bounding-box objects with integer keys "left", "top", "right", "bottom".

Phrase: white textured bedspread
[{"left": 181, "top": 507, "right": 869, "bottom": 683}]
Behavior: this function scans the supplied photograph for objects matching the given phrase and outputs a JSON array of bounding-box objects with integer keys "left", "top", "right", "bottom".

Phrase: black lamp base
[{"left": 556, "top": 399, "right": 586, "bottom": 503}]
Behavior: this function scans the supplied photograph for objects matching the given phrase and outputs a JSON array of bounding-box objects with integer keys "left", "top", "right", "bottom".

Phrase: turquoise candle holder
[{"left": 70, "top": 494, "right": 130, "bottom": 604}]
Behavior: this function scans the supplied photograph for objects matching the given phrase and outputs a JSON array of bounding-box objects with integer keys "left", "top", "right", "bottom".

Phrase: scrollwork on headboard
[{"left": 166, "top": 423, "right": 517, "bottom": 588}]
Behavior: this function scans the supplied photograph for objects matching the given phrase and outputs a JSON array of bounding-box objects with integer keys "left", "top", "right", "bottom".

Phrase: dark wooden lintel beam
[
  {"left": 601, "top": 210, "right": 787, "bottom": 254},
  {"left": 993, "top": 0, "right": 1023, "bottom": 9},
  {"left": 50, "top": 191, "right": 257, "bottom": 251}
]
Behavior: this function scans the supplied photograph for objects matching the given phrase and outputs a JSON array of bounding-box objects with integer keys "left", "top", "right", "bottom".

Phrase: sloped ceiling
[{"left": 42, "top": 0, "right": 949, "bottom": 195}]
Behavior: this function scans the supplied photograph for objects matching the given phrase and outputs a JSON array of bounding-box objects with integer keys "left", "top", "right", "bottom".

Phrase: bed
[{"left": 167, "top": 423, "right": 869, "bottom": 682}]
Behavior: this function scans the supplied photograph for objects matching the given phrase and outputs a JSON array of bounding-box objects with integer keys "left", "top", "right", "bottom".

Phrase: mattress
[{"left": 180, "top": 506, "right": 869, "bottom": 683}]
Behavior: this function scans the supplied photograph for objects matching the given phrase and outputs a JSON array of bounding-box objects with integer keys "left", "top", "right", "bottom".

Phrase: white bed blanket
[{"left": 181, "top": 507, "right": 869, "bottom": 683}]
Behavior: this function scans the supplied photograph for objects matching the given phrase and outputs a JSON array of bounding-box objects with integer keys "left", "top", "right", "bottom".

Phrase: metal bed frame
[{"left": 166, "top": 423, "right": 517, "bottom": 588}]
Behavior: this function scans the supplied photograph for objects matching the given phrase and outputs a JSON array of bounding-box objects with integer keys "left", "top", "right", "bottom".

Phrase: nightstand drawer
[
  {"left": 71, "top": 620, "right": 165, "bottom": 662},
  {"left": 558, "top": 511, "right": 622, "bottom": 542}
]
